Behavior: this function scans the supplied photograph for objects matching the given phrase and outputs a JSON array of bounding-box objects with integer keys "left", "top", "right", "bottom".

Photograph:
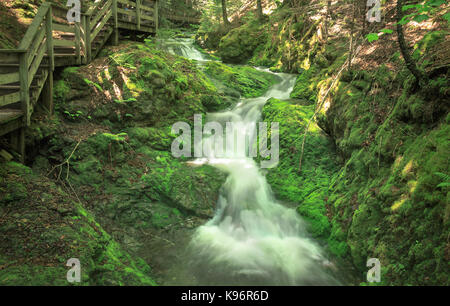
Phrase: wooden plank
[
  {"left": 118, "top": 0, "right": 137, "bottom": 6},
  {"left": 140, "top": 14, "right": 154, "bottom": 22},
  {"left": 117, "top": 8, "right": 136, "bottom": 17},
  {"left": 0, "top": 92, "right": 21, "bottom": 107},
  {"left": 46, "top": 6, "right": 54, "bottom": 71},
  {"left": 112, "top": 0, "right": 119, "bottom": 46},
  {"left": 117, "top": 21, "right": 138, "bottom": 31},
  {"left": 27, "top": 24, "right": 45, "bottom": 66},
  {"left": 54, "top": 39, "right": 76, "bottom": 47},
  {"left": 52, "top": 23, "right": 76, "bottom": 33},
  {"left": 0, "top": 114, "right": 23, "bottom": 137},
  {"left": 117, "top": 21, "right": 154, "bottom": 33},
  {"left": 75, "top": 23, "right": 81, "bottom": 64},
  {"left": 30, "top": 69, "right": 48, "bottom": 106},
  {"left": 91, "top": 10, "right": 112, "bottom": 42},
  {"left": 0, "top": 72, "right": 20, "bottom": 86},
  {"left": 140, "top": 4, "right": 154, "bottom": 13},
  {"left": 90, "top": 0, "right": 113, "bottom": 31},
  {"left": 41, "top": 70, "right": 53, "bottom": 114},
  {"left": 86, "top": 0, "right": 105, "bottom": 16},
  {"left": 19, "top": 52, "right": 30, "bottom": 126},
  {"left": 18, "top": 3, "right": 50, "bottom": 50},
  {"left": 81, "top": 15, "right": 88, "bottom": 64},
  {"left": 0, "top": 52, "right": 21, "bottom": 64},
  {"left": 92, "top": 27, "right": 113, "bottom": 58},
  {"left": 28, "top": 42, "right": 47, "bottom": 87},
  {"left": 86, "top": 17, "right": 92, "bottom": 62},
  {"left": 155, "top": 0, "right": 158, "bottom": 32},
  {"left": 136, "top": 0, "right": 141, "bottom": 30},
  {"left": 0, "top": 49, "right": 27, "bottom": 53},
  {"left": 18, "top": 126, "right": 25, "bottom": 163}
]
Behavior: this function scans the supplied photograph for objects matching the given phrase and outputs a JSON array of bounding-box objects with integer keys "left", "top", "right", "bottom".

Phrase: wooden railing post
[
  {"left": 81, "top": 15, "right": 87, "bottom": 64},
  {"left": 75, "top": 22, "right": 81, "bottom": 65},
  {"left": 136, "top": 0, "right": 141, "bottom": 30},
  {"left": 112, "top": 0, "right": 119, "bottom": 45},
  {"left": 19, "top": 52, "right": 30, "bottom": 126},
  {"left": 45, "top": 6, "right": 54, "bottom": 71},
  {"left": 86, "top": 16, "right": 92, "bottom": 62},
  {"left": 155, "top": 0, "right": 159, "bottom": 33}
]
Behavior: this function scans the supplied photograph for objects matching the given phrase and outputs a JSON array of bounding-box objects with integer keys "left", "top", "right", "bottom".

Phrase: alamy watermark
[
  {"left": 66, "top": 0, "right": 81, "bottom": 23},
  {"left": 66, "top": 258, "right": 81, "bottom": 283},
  {"left": 367, "top": 258, "right": 381, "bottom": 283},
  {"left": 171, "top": 114, "right": 279, "bottom": 169},
  {"left": 367, "top": 0, "right": 382, "bottom": 23}
]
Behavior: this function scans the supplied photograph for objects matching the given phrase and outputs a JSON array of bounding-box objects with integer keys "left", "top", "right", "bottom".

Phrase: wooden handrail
[
  {"left": 0, "top": 0, "right": 164, "bottom": 162},
  {"left": 18, "top": 3, "right": 50, "bottom": 50},
  {"left": 2, "top": 0, "right": 162, "bottom": 125},
  {"left": 0, "top": 49, "right": 28, "bottom": 53},
  {"left": 86, "top": 0, "right": 105, "bottom": 16}
]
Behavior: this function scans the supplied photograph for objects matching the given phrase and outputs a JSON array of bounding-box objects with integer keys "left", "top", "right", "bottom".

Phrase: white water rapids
[{"left": 162, "top": 38, "right": 339, "bottom": 285}]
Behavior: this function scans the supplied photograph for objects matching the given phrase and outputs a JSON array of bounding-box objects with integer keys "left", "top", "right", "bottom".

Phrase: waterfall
[{"left": 163, "top": 38, "right": 339, "bottom": 285}]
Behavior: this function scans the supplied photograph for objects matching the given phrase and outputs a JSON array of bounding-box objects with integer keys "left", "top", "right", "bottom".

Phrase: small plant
[
  {"left": 83, "top": 78, "right": 103, "bottom": 91},
  {"left": 63, "top": 110, "right": 84, "bottom": 121},
  {"left": 102, "top": 132, "right": 128, "bottom": 142},
  {"left": 114, "top": 98, "right": 137, "bottom": 104},
  {"left": 434, "top": 172, "right": 450, "bottom": 188}
]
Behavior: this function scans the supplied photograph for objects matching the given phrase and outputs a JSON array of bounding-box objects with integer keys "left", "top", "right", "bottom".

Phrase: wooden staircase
[{"left": 0, "top": 0, "right": 159, "bottom": 162}]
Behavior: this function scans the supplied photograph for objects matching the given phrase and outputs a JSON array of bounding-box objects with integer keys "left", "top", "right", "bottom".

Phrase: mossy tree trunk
[
  {"left": 221, "top": 0, "right": 231, "bottom": 27},
  {"left": 348, "top": 0, "right": 357, "bottom": 71},
  {"left": 324, "top": 0, "right": 332, "bottom": 40},
  {"left": 396, "top": 0, "right": 427, "bottom": 85},
  {"left": 256, "top": 0, "right": 263, "bottom": 21}
]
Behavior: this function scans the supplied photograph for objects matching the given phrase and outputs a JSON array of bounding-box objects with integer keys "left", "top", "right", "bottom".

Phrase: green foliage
[
  {"left": 83, "top": 78, "right": 103, "bottom": 91},
  {"left": 366, "top": 0, "right": 446, "bottom": 42},
  {"left": 434, "top": 172, "right": 450, "bottom": 188}
]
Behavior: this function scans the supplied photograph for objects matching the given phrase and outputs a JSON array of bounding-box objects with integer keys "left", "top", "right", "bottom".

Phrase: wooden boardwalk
[{"left": 0, "top": 0, "right": 162, "bottom": 162}]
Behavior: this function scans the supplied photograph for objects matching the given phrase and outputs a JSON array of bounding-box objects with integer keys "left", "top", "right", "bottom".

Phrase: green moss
[
  {"left": 261, "top": 98, "right": 344, "bottom": 257},
  {"left": 218, "top": 19, "right": 268, "bottom": 64},
  {"left": 0, "top": 162, "right": 156, "bottom": 285},
  {"left": 204, "top": 61, "right": 278, "bottom": 98}
]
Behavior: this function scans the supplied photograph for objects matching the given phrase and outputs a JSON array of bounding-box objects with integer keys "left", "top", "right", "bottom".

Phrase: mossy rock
[{"left": 218, "top": 20, "right": 268, "bottom": 64}]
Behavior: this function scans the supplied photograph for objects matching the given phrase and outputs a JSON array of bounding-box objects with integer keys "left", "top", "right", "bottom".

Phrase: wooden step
[
  {"left": 0, "top": 109, "right": 23, "bottom": 125},
  {"left": 0, "top": 85, "right": 40, "bottom": 90},
  {"left": 0, "top": 63, "right": 49, "bottom": 68}
]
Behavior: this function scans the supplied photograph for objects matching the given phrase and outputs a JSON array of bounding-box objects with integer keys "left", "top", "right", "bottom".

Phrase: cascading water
[
  {"left": 163, "top": 38, "right": 339, "bottom": 285},
  {"left": 158, "top": 37, "right": 207, "bottom": 61}
]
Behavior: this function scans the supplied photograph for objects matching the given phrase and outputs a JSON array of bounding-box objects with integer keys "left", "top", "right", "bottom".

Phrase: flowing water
[{"left": 160, "top": 38, "right": 340, "bottom": 285}]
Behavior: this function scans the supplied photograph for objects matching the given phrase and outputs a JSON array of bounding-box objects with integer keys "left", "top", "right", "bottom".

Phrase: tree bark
[
  {"left": 221, "top": 0, "right": 230, "bottom": 27},
  {"left": 324, "top": 0, "right": 331, "bottom": 40},
  {"left": 257, "top": 0, "right": 263, "bottom": 21},
  {"left": 396, "top": 0, "right": 426, "bottom": 85},
  {"left": 348, "top": 0, "right": 356, "bottom": 71}
]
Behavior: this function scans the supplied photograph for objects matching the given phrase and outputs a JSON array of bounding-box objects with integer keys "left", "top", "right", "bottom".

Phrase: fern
[
  {"left": 102, "top": 132, "right": 128, "bottom": 142},
  {"left": 434, "top": 172, "right": 450, "bottom": 188}
]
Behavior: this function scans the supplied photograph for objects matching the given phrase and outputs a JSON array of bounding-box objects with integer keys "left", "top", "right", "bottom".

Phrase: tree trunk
[
  {"left": 348, "top": 0, "right": 356, "bottom": 71},
  {"left": 221, "top": 0, "right": 230, "bottom": 26},
  {"left": 324, "top": 0, "right": 331, "bottom": 40},
  {"left": 396, "top": 0, "right": 426, "bottom": 85},
  {"left": 257, "top": 0, "right": 263, "bottom": 21}
]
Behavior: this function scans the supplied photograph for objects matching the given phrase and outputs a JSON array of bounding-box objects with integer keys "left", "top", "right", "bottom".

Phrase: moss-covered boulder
[
  {"left": 218, "top": 20, "right": 268, "bottom": 64},
  {"left": 204, "top": 61, "right": 279, "bottom": 98},
  {"left": 261, "top": 98, "right": 343, "bottom": 255},
  {"left": 0, "top": 162, "right": 156, "bottom": 285}
]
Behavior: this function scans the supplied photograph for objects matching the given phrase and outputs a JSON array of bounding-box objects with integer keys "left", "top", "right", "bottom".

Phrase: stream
[{"left": 156, "top": 37, "right": 340, "bottom": 286}]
